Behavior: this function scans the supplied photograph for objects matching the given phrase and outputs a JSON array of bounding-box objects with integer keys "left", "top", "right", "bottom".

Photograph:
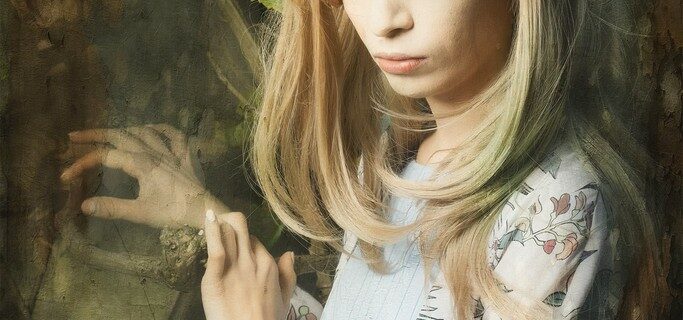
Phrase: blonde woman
[{"left": 62, "top": 0, "right": 664, "bottom": 319}]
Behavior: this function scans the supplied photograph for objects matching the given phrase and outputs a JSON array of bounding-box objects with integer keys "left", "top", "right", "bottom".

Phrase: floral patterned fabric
[
  {"left": 286, "top": 139, "right": 626, "bottom": 319},
  {"left": 288, "top": 286, "right": 323, "bottom": 320}
]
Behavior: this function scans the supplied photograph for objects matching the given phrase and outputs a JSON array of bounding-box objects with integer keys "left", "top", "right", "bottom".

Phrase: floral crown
[{"left": 255, "top": 0, "right": 342, "bottom": 12}]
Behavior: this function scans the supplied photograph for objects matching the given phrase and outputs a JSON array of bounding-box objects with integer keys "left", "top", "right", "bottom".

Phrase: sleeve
[{"left": 482, "top": 183, "right": 626, "bottom": 319}]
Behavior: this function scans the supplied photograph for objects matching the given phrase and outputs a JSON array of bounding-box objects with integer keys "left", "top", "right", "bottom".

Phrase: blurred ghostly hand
[{"left": 60, "top": 123, "right": 215, "bottom": 229}]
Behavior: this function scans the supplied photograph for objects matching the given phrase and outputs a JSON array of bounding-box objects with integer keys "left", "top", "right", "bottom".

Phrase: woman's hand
[
  {"left": 60, "top": 123, "right": 213, "bottom": 229},
  {"left": 201, "top": 210, "right": 297, "bottom": 320}
]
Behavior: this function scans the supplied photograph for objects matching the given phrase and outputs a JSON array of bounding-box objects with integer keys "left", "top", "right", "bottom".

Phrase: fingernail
[
  {"left": 289, "top": 251, "right": 295, "bottom": 264},
  {"left": 68, "top": 132, "right": 76, "bottom": 139},
  {"left": 205, "top": 209, "right": 216, "bottom": 222}
]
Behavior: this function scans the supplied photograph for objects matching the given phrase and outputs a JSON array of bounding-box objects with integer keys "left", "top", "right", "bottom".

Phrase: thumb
[
  {"left": 277, "top": 251, "right": 297, "bottom": 306},
  {"left": 81, "top": 196, "right": 141, "bottom": 223}
]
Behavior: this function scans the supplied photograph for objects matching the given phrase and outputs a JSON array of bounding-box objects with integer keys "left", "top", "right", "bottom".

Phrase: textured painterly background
[{"left": 0, "top": 0, "right": 680, "bottom": 319}]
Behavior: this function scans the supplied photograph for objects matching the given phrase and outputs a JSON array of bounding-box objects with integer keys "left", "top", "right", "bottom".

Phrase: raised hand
[
  {"left": 201, "top": 209, "right": 297, "bottom": 320},
  {"left": 60, "top": 123, "right": 215, "bottom": 229}
]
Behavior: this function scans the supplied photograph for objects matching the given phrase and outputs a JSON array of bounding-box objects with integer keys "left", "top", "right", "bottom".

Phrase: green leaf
[
  {"left": 543, "top": 291, "right": 566, "bottom": 307},
  {"left": 253, "top": 0, "right": 282, "bottom": 11},
  {"left": 497, "top": 229, "right": 524, "bottom": 249}
]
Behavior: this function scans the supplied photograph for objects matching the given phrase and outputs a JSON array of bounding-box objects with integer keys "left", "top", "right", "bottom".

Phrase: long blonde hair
[{"left": 249, "top": 0, "right": 664, "bottom": 318}]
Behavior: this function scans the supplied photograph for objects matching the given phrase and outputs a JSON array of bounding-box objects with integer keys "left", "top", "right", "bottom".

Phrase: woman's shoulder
[
  {"left": 523, "top": 139, "right": 599, "bottom": 195},
  {"left": 487, "top": 138, "right": 610, "bottom": 271},
  {"left": 477, "top": 140, "right": 626, "bottom": 318},
  {"left": 496, "top": 139, "right": 602, "bottom": 226},
  {"left": 420, "top": 140, "right": 619, "bottom": 320}
]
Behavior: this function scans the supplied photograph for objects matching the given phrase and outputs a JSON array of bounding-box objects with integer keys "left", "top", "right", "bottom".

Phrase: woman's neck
[{"left": 415, "top": 96, "right": 494, "bottom": 166}]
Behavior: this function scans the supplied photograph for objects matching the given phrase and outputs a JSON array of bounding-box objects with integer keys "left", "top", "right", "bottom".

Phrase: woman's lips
[{"left": 374, "top": 55, "right": 426, "bottom": 75}]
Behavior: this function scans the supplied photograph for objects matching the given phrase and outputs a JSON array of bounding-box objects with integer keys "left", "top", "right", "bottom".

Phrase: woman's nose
[{"left": 370, "top": 0, "right": 414, "bottom": 38}]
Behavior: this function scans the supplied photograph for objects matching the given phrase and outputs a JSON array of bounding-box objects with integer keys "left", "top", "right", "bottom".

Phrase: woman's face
[{"left": 342, "top": 0, "right": 514, "bottom": 103}]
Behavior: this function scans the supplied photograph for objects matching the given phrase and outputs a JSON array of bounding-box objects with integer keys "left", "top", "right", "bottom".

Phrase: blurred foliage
[{"left": 254, "top": 0, "right": 282, "bottom": 11}]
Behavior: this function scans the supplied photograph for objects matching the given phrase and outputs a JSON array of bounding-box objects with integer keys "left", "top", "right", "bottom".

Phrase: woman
[{"left": 62, "top": 0, "right": 663, "bottom": 319}]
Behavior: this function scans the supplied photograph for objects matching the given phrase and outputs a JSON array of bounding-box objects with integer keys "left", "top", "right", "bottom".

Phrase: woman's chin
[{"left": 384, "top": 77, "right": 434, "bottom": 99}]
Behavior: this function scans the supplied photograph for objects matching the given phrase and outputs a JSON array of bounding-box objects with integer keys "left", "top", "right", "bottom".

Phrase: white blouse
[{"left": 287, "top": 140, "right": 626, "bottom": 319}]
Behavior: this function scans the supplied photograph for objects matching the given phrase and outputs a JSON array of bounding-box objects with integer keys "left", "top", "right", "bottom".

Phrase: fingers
[
  {"left": 58, "top": 143, "right": 96, "bottom": 163},
  {"left": 61, "top": 147, "right": 150, "bottom": 182},
  {"left": 204, "top": 210, "right": 226, "bottom": 279},
  {"left": 217, "top": 211, "right": 253, "bottom": 268},
  {"left": 277, "top": 251, "right": 297, "bottom": 306},
  {"left": 251, "top": 235, "right": 280, "bottom": 297},
  {"left": 220, "top": 220, "right": 238, "bottom": 265},
  {"left": 68, "top": 128, "right": 148, "bottom": 154},
  {"left": 81, "top": 196, "right": 141, "bottom": 223},
  {"left": 68, "top": 124, "right": 189, "bottom": 168},
  {"left": 68, "top": 128, "right": 118, "bottom": 144}
]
